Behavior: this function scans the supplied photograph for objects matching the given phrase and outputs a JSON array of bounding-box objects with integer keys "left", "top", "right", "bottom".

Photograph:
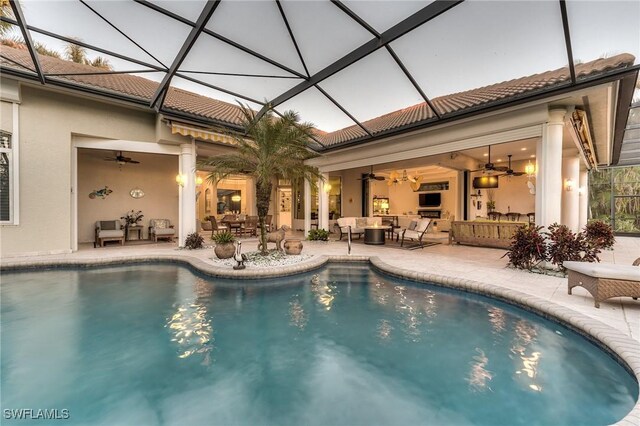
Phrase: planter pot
[
  {"left": 284, "top": 239, "right": 303, "bottom": 255},
  {"left": 214, "top": 243, "right": 236, "bottom": 259}
]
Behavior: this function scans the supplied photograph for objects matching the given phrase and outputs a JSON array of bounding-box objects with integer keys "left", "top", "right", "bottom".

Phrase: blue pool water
[{"left": 1, "top": 264, "right": 637, "bottom": 425}]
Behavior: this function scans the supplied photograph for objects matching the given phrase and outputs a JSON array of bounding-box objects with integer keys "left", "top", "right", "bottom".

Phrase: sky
[{"left": 7, "top": 0, "right": 640, "bottom": 132}]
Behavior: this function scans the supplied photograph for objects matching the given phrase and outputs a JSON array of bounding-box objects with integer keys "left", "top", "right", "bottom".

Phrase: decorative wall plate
[{"left": 130, "top": 188, "right": 145, "bottom": 198}]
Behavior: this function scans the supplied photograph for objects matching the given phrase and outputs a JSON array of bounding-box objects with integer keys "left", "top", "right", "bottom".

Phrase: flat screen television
[{"left": 419, "top": 193, "right": 441, "bottom": 207}]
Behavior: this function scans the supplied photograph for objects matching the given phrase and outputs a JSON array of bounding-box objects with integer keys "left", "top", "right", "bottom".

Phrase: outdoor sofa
[
  {"left": 336, "top": 217, "right": 383, "bottom": 240},
  {"left": 94, "top": 220, "right": 124, "bottom": 247}
]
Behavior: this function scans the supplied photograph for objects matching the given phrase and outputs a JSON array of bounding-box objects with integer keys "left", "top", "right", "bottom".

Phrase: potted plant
[
  {"left": 212, "top": 231, "right": 236, "bottom": 259},
  {"left": 121, "top": 210, "right": 144, "bottom": 228}
]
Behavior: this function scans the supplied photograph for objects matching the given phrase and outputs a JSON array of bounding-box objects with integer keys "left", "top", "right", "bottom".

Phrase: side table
[{"left": 126, "top": 225, "right": 144, "bottom": 241}]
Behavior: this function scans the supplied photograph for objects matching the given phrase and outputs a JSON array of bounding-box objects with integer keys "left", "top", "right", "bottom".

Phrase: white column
[
  {"left": 318, "top": 172, "right": 330, "bottom": 231},
  {"left": 535, "top": 107, "right": 566, "bottom": 228},
  {"left": 179, "top": 143, "right": 197, "bottom": 246},
  {"left": 578, "top": 169, "right": 589, "bottom": 230},
  {"left": 561, "top": 153, "right": 580, "bottom": 231},
  {"left": 304, "top": 179, "right": 311, "bottom": 237}
]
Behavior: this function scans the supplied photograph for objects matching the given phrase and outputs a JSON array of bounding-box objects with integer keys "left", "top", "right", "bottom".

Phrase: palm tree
[
  {"left": 0, "top": 0, "right": 13, "bottom": 38},
  {"left": 198, "top": 105, "right": 321, "bottom": 255},
  {"left": 65, "top": 40, "right": 113, "bottom": 70}
]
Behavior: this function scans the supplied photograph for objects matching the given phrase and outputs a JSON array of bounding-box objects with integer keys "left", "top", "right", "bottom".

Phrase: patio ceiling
[{"left": 1, "top": 0, "right": 639, "bottom": 158}]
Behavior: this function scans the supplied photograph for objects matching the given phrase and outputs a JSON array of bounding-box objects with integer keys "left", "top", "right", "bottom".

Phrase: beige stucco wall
[
  {"left": 77, "top": 149, "right": 178, "bottom": 242},
  {"left": 339, "top": 166, "right": 369, "bottom": 217},
  {"left": 1, "top": 101, "right": 13, "bottom": 132},
  {"left": 471, "top": 159, "right": 535, "bottom": 218},
  {"left": 1, "top": 83, "right": 160, "bottom": 256}
]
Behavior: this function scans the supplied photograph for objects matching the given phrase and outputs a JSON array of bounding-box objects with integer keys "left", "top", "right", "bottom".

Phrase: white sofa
[{"left": 336, "top": 217, "right": 383, "bottom": 240}]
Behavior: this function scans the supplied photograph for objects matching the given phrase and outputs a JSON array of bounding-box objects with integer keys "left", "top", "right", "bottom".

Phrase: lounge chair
[
  {"left": 565, "top": 258, "right": 640, "bottom": 308},
  {"left": 149, "top": 219, "right": 175, "bottom": 242},
  {"left": 95, "top": 220, "right": 125, "bottom": 247},
  {"left": 241, "top": 216, "right": 258, "bottom": 237},
  {"left": 400, "top": 218, "right": 432, "bottom": 248}
]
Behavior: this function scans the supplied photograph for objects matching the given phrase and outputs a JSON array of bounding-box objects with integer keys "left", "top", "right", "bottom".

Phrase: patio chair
[
  {"left": 221, "top": 214, "right": 241, "bottom": 234},
  {"left": 95, "top": 220, "right": 124, "bottom": 247},
  {"left": 210, "top": 217, "right": 229, "bottom": 238},
  {"left": 149, "top": 219, "right": 175, "bottom": 242},
  {"left": 400, "top": 218, "right": 432, "bottom": 248},
  {"left": 505, "top": 212, "right": 521, "bottom": 221},
  {"left": 565, "top": 258, "right": 640, "bottom": 308},
  {"left": 241, "top": 216, "right": 258, "bottom": 237},
  {"left": 488, "top": 211, "right": 502, "bottom": 221}
]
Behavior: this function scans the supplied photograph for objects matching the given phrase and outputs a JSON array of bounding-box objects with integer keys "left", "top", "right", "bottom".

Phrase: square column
[
  {"left": 579, "top": 170, "right": 588, "bottom": 230},
  {"left": 304, "top": 179, "right": 311, "bottom": 237},
  {"left": 318, "top": 172, "right": 330, "bottom": 231},
  {"left": 535, "top": 108, "right": 566, "bottom": 228},
  {"left": 561, "top": 153, "right": 580, "bottom": 231},
  {"left": 179, "top": 142, "right": 197, "bottom": 246}
]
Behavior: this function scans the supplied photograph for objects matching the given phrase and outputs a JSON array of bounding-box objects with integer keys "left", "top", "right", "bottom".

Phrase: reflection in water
[
  {"left": 488, "top": 307, "right": 506, "bottom": 335},
  {"left": 311, "top": 275, "right": 336, "bottom": 311},
  {"left": 511, "top": 319, "right": 542, "bottom": 392},
  {"left": 166, "top": 301, "right": 213, "bottom": 366},
  {"left": 467, "top": 348, "right": 493, "bottom": 392},
  {"left": 289, "top": 298, "right": 307, "bottom": 330},
  {"left": 377, "top": 319, "right": 393, "bottom": 342}
]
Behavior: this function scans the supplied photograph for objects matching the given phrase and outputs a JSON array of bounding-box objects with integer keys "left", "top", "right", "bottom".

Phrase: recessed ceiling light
[
  {"left": 483, "top": 153, "right": 488, "bottom": 157},
  {"left": 530, "top": 154, "right": 535, "bottom": 158},
  {"left": 497, "top": 159, "right": 502, "bottom": 162},
  {"left": 521, "top": 147, "right": 527, "bottom": 151}
]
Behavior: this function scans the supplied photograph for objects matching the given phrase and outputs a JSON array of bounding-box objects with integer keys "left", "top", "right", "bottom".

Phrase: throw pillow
[
  {"left": 355, "top": 218, "right": 368, "bottom": 228},
  {"left": 408, "top": 220, "right": 418, "bottom": 230},
  {"left": 100, "top": 221, "right": 116, "bottom": 230},
  {"left": 155, "top": 220, "right": 167, "bottom": 229}
]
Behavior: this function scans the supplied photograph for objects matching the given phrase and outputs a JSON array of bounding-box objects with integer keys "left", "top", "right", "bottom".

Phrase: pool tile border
[{"left": 2, "top": 253, "right": 638, "bottom": 424}]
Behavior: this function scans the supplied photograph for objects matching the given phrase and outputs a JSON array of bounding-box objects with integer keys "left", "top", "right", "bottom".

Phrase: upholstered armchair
[
  {"left": 401, "top": 218, "right": 432, "bottom": 248},
  {"left": 149, "top": 219, "right": 175, "bottom": 242},
  {"left": 95, "top": 220, "right": 124, "bottom": 247}
]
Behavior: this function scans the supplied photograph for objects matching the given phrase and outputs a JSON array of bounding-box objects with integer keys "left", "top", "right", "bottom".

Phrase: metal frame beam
[
  {"left": 314, "top": 84, "right": 371, "bottom": 137},
  {"left": 559, "top": 0, "right": 577, "bottom": 84},
  {"left": 133, "top": 0, "right": 307, "bottom": 79},
  {"left": 174, "top": 72, "right": 265, "bottom": 106},
  {"left": 150, "top": 1, "right": 221, "bottom": 110},
  {"left": 8, "top": 0, "right": 45, "bottom": 84},
  {"left": 79, "top": 0, "right": 167, "bottom": 68},
  {"left": 611, "top": 69, "right": 639, "bottom": 165},
  {"left": 256, "top": 0, "right": 464, "bottom": 120},
  {"left": 275, "top": 0, "right": 310, "bottom": 78},
  {"left": 0, "top": 16, "right": 167, "bottom": 72}
]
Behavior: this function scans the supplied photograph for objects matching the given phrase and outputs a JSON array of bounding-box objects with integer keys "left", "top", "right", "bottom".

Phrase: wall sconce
[
  {"left": 175, "top": 174, "right": 186, "bottom": 187},
  {"left": 565, "top": 178, "right": 574, "bottom": 192},
  {"left": 231, "top": 194, "right": 241, "bottom": 202},
  {"left": 195, "top": 176, "right": 203, "bottom": 186},
  {"left": 323, "top": 183, "right": 332, "bottom": 193},
  {"left": 525, "top": 161, "right": 536, "bottom": 177},
  {"left": 578, "top": 186, "right": 585, "bottom": 196}
]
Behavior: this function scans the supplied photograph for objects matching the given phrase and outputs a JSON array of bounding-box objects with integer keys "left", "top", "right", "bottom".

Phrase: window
[{"left": 0, "top": 131, "right": 12, "bottom": 222}]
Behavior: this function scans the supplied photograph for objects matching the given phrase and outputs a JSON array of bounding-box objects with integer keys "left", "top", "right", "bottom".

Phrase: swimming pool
[{"left": 1, "top": 263, "right": 637, "bottom": 425}]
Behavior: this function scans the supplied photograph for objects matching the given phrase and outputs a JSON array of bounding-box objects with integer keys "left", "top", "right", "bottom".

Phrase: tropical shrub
[
  {"left": 584, "top": 220, "right": 615, "bottom": 250},
  {"left": 184, "top": 232, "right": 204, "bottom": 250},
  {"left": 307, "top": 228, "right": 329, "bottom": 241},
  {"left": 503, "top": 225, "right": 546, "bottom": 270},
  {"left": 212, "top": 231, "right": 235, "bottom": 244},
  {"left": 546, "top": 224, "right": 589, "bottom": 270}
]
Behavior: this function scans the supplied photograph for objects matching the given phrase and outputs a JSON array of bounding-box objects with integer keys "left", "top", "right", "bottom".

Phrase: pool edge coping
[{"left": 2, "top": 253, "right": 639, "bottom": 424}]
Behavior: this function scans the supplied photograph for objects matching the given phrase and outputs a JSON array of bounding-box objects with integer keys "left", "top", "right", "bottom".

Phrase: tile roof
[
  {"left": 318, "top": 54, "right": 636, "bottom": 146},
  {"left": 0, "top": 45, "right": 246, "bottom": 127},
  {"left": 0, "top": 45, "right": 635, "bottom": 147}
]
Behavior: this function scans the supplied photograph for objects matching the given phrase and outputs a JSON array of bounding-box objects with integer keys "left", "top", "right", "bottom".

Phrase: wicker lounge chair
[{"left": 565, "top": 258, "right": 640, "bottom": 308}]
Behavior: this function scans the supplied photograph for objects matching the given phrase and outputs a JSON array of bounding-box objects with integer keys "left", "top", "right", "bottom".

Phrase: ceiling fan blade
[
  {"left": 493, "top": 166, "right": 509, "bottom": 171},
  {"left": 128, "top": 160, "right": 141, "bottom": 164},
  {"left": 512, "top": 171, "right": 526, "bottom": 176},
  {"left": 373, "top": 176, "right": 385, "bottom": 181}
]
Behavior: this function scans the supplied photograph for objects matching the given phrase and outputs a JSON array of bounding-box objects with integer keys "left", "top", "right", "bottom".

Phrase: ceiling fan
[
  {"left": 358, "top": 165, "right": 385, "bottom": 181},
  {"left": 497, "top": 155, "right": 526, "bottom": 178},
  {"left": 104, "top": 151, "right": 140, "bottom": 165},
  {"left": 471, "top": 145, "right": 508, "bottom": 173}
]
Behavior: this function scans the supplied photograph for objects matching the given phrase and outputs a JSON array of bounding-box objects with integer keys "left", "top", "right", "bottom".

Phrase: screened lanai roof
[{"left": 1, "top": 0, "right": 639, "bottom": 157}]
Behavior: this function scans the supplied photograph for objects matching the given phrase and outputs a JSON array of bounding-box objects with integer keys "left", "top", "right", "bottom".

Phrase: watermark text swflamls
[{"left": 3, "top": 409, "right": 70, "bottom": 420}]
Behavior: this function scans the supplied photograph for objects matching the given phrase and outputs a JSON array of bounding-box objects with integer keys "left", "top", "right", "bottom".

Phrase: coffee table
[{"left": 364, "top": 226, "right": 390, "bottom": 245}]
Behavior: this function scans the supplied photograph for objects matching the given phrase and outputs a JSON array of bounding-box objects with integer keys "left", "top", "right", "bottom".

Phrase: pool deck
[{"left": 2, "top": 234, "right": 640, "bottom": 424}]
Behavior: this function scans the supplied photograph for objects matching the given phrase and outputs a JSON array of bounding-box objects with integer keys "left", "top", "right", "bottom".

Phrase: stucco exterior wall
[
  {"left": 77, "top": 149, "right": 178, "bottom": 243},
  {"left": 1, "top": 83, "right": 159, "bottom": 256},
  {"left": 1, "top": 101, "right": 13, "bottom": 133}
]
